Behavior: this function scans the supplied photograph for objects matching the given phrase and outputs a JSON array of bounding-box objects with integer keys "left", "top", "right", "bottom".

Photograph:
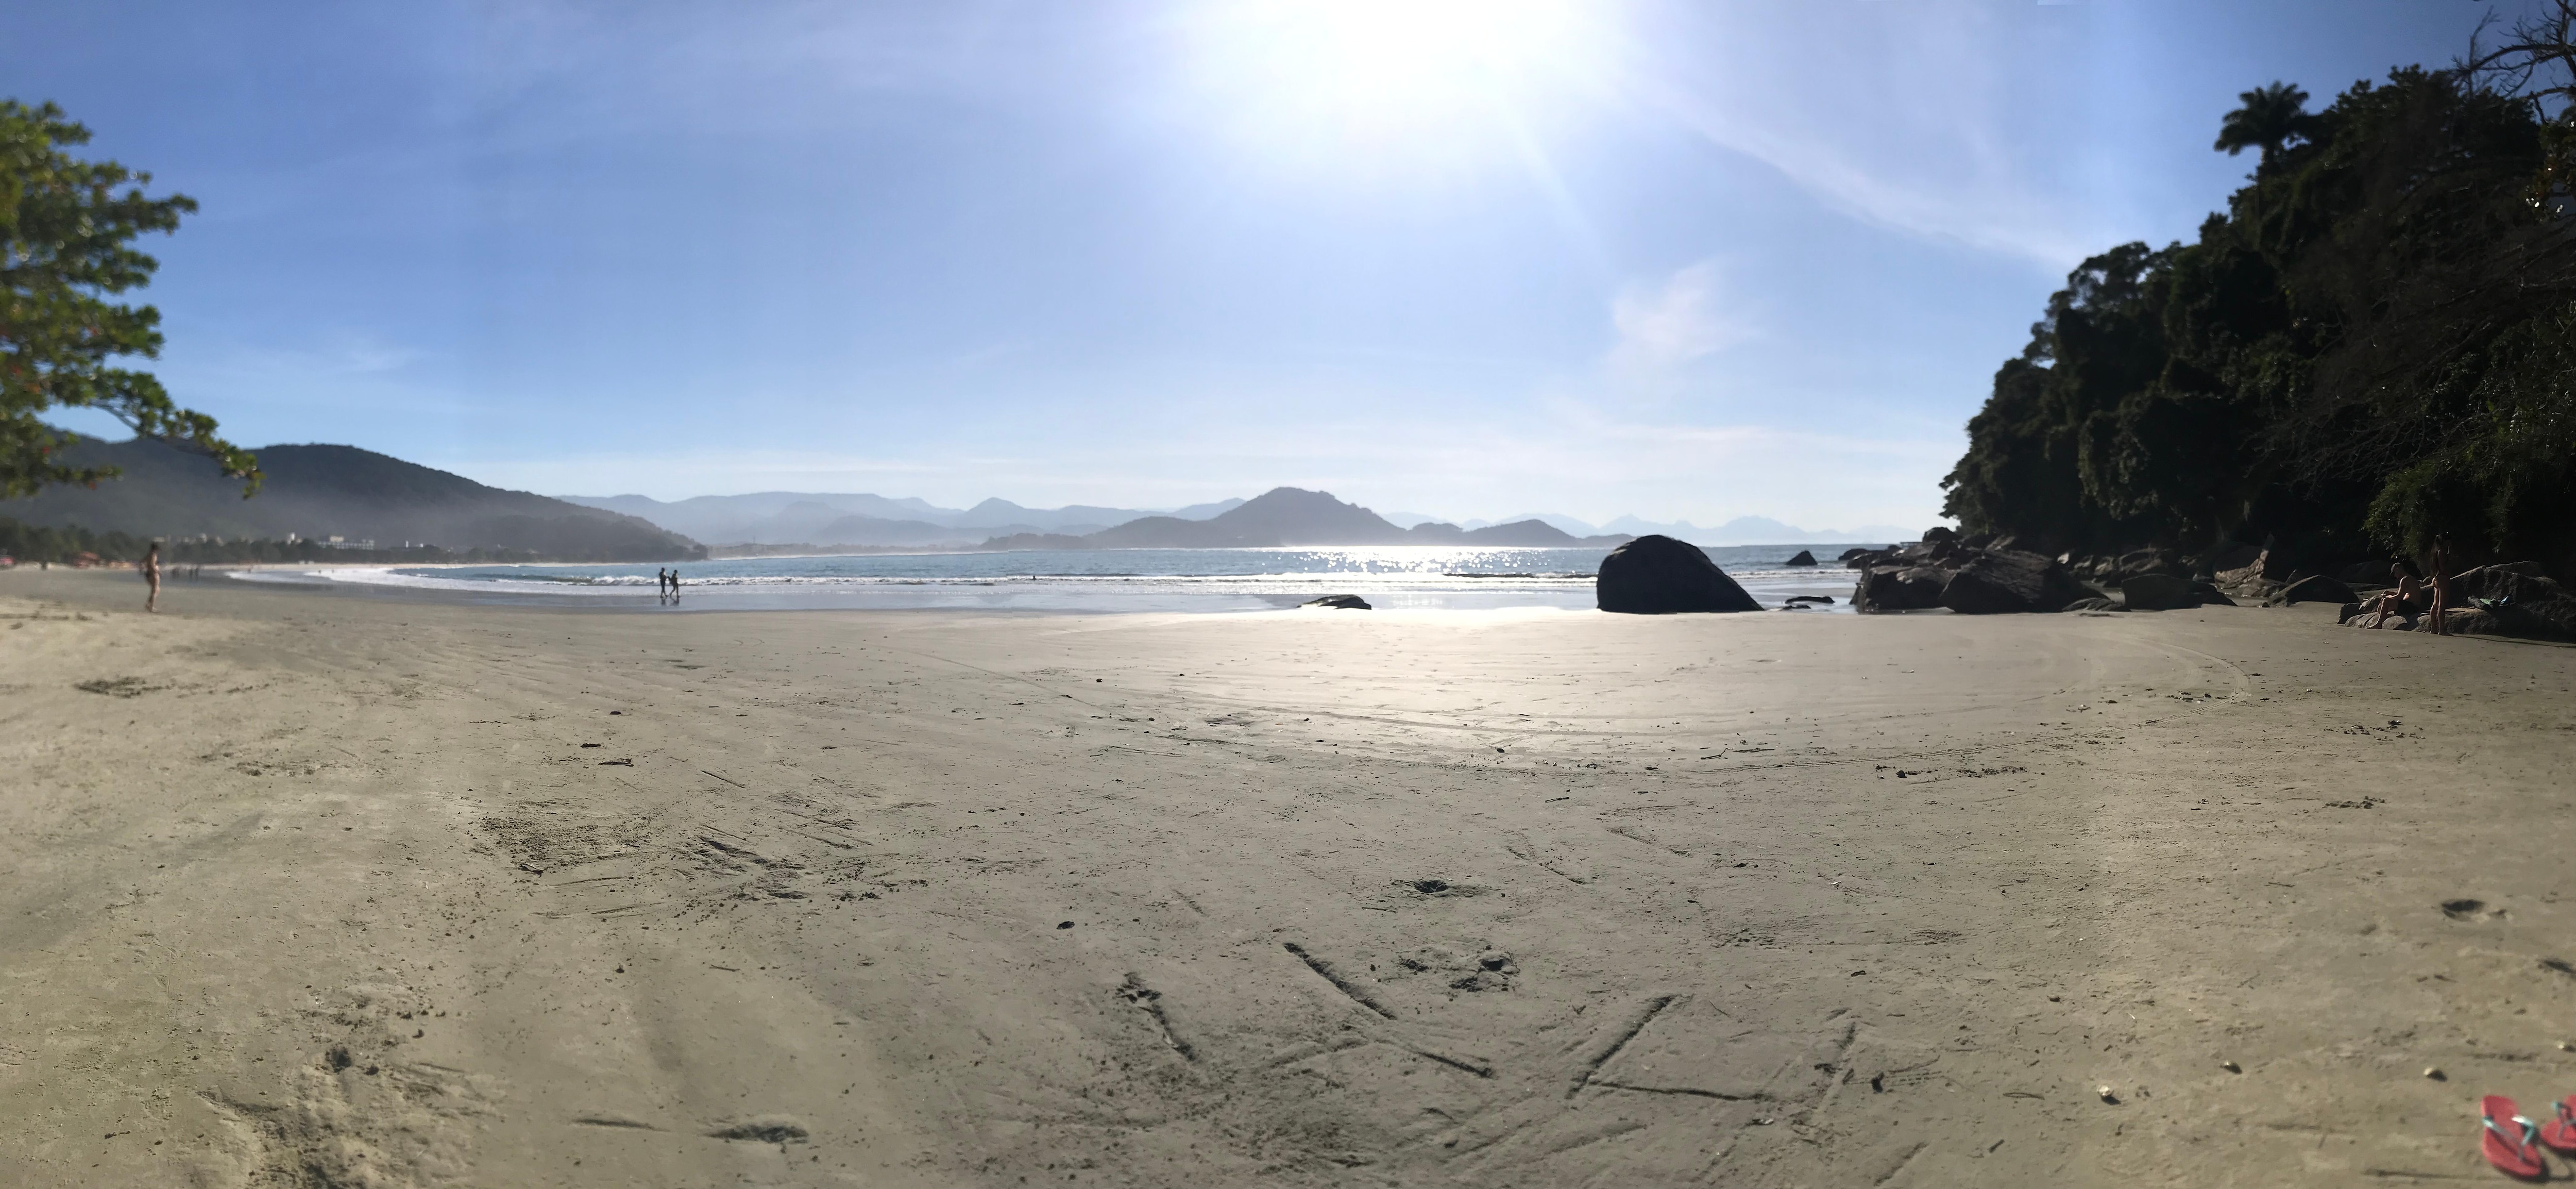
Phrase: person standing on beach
[
  {"left": 2426, "top": 537, "right": 2453, "bottom": 637},
  {"left": 656, "top": 567, "right": 669, "bottom": 602},
  {"left": 669, "top": 567, "right": 681, "bottom": 602},
  {"left": 142, "top": 541, "right": 161, "bottom": 613}
]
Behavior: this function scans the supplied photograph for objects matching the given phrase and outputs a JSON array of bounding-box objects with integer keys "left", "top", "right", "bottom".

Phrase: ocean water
[{"left": 230, "top": 544, "right": 1880, "bottom": 613}]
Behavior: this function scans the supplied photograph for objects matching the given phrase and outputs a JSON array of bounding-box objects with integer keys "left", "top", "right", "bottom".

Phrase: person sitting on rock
[{"left": 2366, "top": 560, "right": 2425, "bottom": 628}]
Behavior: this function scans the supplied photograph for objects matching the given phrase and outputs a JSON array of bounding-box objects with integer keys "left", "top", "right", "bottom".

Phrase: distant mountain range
[
  {"left": 980, "top": 488, "right": 1632, "bottom": 550},
  {"left": 558, "top": 491, "right": 1246, "bottom": 547},
  {"left": 1388, "top": 512, "right": 1910, "bottom": 545},
  {"left": 575, "top": 490, "right": 1907, "bottom": 549},
  {"left": 0, "top": 437, "right": 1906, "bottom": 560},
  {"left": 4, "top": 438, "right": 699, "bottom": 561}
]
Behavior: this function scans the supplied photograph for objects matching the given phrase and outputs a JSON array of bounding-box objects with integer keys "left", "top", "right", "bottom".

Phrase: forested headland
[
  {"left": 0, "top": 516, "right": 564, "bottom": 567},
  {"left": 1942, "top": 19, "right": 2575, "bottom": 579}
]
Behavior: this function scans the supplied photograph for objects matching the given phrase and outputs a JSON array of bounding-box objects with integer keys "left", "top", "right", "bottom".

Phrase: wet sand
[{"left": 3, "top": 568, "right": 2572, "bottom": 1187}]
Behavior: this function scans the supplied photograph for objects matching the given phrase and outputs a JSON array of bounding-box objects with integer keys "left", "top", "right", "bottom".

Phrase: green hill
[
  {"left": 1941, "top": 66, "right": 2576, "bottom": 578},
  {"left": 3, "top": 438, "right": 701, "bottom": 561}
]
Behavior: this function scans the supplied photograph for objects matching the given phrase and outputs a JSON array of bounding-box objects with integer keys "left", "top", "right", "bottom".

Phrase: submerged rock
[
  {"left": 1596, "top": 535, "right": 1761, "bottom": 614},
  {"left": 1302, "top": 594, "right": 1371, "bottom": 610},
  {"left": 1783, "top": 549, "right": 1818, "bottom": 566}
]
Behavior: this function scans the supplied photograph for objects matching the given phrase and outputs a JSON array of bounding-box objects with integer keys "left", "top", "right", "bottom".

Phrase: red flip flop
[
  {"left": 2485, "top": 1095, "right": 2548, "bottom": 1180},
  {"left": 2541, "top": 1096, "right": 2576, "bottom": 1154}
]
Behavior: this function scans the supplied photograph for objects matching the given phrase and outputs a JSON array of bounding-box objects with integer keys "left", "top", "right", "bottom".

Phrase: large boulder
[
  {"left": 2268, "top": 574, "right": 2356, "bottom": 605},
  {"left": 1939, "top": 550, "right": 2094, "bottom": 614},
  {"left": 1597, "top": 535, "right": 1761, "bottom": 614},
  {"left": 1783, "top": 549, "right": 1818, "bottom": 566},
  {"left": 2451, "top": 563, "right": 2576, "bottom": 640},
  {"left": 2121, "top": 573, "right": 2199, "bottom": 611},
  {"left": 1853, "top": 565, "right": 1948, "bottom": 612},
  {"left": 1836, "top": 547, "right": 1876, "bottom": 563}
]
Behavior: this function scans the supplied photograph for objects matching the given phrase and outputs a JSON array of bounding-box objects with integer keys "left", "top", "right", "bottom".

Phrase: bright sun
[{"left": 1181, "top": 0, "right": 1613, "bottom": 166}]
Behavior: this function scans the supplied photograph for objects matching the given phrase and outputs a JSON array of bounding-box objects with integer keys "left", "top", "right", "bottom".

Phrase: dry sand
[{"left": 3, "top": 568, "right": 2573, "bottom": 1187}]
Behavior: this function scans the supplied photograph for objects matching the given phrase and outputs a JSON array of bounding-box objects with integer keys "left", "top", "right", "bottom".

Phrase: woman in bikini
[{"left": 2425, "top": 537, "right": 2453, "bottom": 636}]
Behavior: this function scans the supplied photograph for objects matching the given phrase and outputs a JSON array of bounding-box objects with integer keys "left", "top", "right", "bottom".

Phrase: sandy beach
[{"left": 3, "top": 568, "right": 2572, "bottom": 1187}]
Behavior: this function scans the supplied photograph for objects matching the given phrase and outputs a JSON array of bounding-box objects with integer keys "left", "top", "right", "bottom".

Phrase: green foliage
[
  {"left": 2213, "top": 81, "right": 2318, "bottom": 169},
  {"left": 1, "top": 99, "right": 255, "bottom": 500},
  {"left": 1943, "top": 61, "right": 2576, "bottom": 575}
]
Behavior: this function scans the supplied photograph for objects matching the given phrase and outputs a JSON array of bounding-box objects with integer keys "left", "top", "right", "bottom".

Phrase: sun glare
[{"left": 1182, "top": 0, "right": 1613, "bottom": 168}]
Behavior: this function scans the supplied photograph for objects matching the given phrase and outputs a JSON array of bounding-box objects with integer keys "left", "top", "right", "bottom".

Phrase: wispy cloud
[
  {"left": 1619, "top": 2, "right": 2112, "bottom": 268},
  {"left": 1608, "top": 259, "right": 1752, "bottom": 375}
]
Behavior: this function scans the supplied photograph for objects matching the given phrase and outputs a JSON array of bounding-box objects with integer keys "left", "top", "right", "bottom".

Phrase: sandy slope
[{"left": 2, "top": 570, "right": 2572, "bottom": 1187}]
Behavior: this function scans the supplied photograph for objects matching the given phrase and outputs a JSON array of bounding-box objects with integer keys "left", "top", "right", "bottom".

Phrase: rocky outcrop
[
  {"left": 2268, "top": 574, "right": 2356, "bottom": 605},
  {"left": 1853, "top": 565, "right": 1947, "bottom": 612},
  {"left": 2448, "top": 563, "right": 2576, "bottom": 639},
  {"left": 1783, "top": 550, "right": 1817, "bottom": 566},
  {"left": 1596, "top": 535, "right": 1761, "bottom": 614},
  {"left": 1302, "top": 594, "right": 1370, "bottom": 610},
  {"left": 1847, "top": 536, "right": 2098, "bottom": 614},
  {"left": 1940, "top": 550, "right": 2096, "bottom": 614}
]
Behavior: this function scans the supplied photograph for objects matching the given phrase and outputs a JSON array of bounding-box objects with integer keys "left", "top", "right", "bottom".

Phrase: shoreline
[{"left": 4, "top": 569, "right": 2568, "bottom": 1186}]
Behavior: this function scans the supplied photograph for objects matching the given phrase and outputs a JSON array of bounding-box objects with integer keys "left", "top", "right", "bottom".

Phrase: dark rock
[
  {"left": 2268, "top": 574, "right": 2356, "bottom": 606},
  {"left": 1843, "top": 548, "right": 1896, "bottom": 569},
  {"left": 2191, "top": 581, "right": 2236, "bottom": 606},
  {"left": 2121, "top": 573, "right": 2198, "bottom": 611},
  {"left": 2450, "top": 563, "right": 2576, "bottom": 640},
  {"left": 1836, "top": 547, "right": 1875, "bottom": 562},
  {"left": 1303, "top": 594, "right": 1371, "bottom": 610},
  {"left": 1853, "top": 565, "right": 1948, "bottom": 613},
  {"left": 2414, "top": 607, "right": 2501, "bottom": 635},
  {"left": 1596, "top": 535, "right": 1761, "bottom": 614},
  {"left": 1783, "top": 549, "right": 1818, "bottom": 566},
  {"left": 2063, "top": 597, "right": 2126, "bottom": 612},
  {"left": 2112, "top": 548, "right": 2188, "bottom": 584},
  {"left": 1921, "top": 526, "right": 1958, "bottom": 544},
  {"left": 1785, "top": 594, "right": 1835, "bottom": 605},
  {"left": 1940, "top": 550, "right": 2094, "bottom": 614}
]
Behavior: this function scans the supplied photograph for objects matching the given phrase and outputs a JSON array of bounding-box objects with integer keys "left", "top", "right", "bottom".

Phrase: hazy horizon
[{"left": 6, "top": 1, "right": 2509, "bottom": 528}]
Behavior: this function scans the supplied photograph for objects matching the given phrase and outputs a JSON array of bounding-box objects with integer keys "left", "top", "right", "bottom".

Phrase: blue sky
[{"left": 5, "top": 1, "right": 2517, "bottom": 527}]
